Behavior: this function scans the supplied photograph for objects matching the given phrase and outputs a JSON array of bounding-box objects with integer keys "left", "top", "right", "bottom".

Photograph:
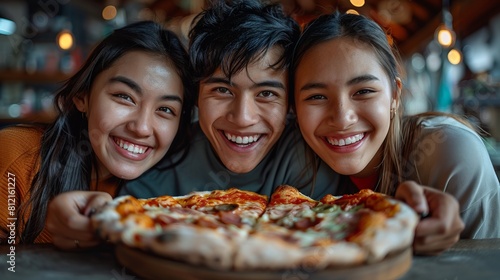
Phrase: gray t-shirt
[
  {"left": 405, "top": 116, "right": 500, "bottom": 239},
  {"left": 121, "top": 120, "right": 340, "bottom": 200}
]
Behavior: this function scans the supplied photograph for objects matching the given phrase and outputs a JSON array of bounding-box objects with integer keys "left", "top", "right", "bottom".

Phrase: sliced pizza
[
  {"left": 178, "top": 188, "right": 268, "bottom": 227},
  {"left": 320, "top": 189, "right": 418, "bottom": 261},
  {"left": 91, "top": 185, "right": 418, "bottom": 271}
]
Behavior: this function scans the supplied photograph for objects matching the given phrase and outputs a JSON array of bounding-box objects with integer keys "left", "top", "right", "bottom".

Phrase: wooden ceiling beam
[{"left": 398, "top": 0, "right": 500, "bottom": 57}]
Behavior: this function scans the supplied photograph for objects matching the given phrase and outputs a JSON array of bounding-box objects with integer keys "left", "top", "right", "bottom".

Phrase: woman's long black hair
[{"left": 19, "top": 21, "right": 195, "bottom": 243}]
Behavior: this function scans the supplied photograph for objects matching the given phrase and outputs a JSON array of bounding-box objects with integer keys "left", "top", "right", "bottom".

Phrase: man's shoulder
[
  {"left": 273, "top": 119, "right": 304, "bottom": 150},
  {"left": 153, "top": 123, "right": 212, "bottom": 169},
  {"left": 122, "top": 123, "right": 223, "bottom": 197}
]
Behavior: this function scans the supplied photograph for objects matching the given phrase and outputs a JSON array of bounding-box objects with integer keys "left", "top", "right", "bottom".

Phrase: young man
[{"left": 120, "top": 0, "right": 339, "bottom": 199}]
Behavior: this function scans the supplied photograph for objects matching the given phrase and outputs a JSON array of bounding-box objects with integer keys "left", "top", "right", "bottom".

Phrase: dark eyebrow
[
  {"left": 299, "top": 82, "right": 327, "bottom": 92},
  {"left": 109, "top": 76, "right": 142, "bottom": 94},
  {"left": 347, "top": 74, "right": 379, "bottom": 85},
  {"left": 203, "top": 77, "right": 285, "bottom": 90},
  {"left": 203, "top": 76, "right": 230, "bottom": 85},
  {"left": 161, "top": 95, "right": 183, "bottom": 103},
  {"left": 110, "top": 76, "right": 183, "bottom": 103},
  {"left": 251, "top": 80, "right": 285, "bottom": 90},
  {"left": 299, "top": 74, "right": 380, "bottom": 92}
]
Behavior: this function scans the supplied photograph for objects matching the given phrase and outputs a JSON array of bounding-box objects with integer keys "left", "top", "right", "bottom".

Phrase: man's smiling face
[{"left": 197, "top": 47, "right": 288, "bottom": 173}]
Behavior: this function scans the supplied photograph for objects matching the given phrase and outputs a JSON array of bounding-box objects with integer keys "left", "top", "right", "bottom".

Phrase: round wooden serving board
[{"left": 115, "top": 244, "right": 412, "bottom": 280}]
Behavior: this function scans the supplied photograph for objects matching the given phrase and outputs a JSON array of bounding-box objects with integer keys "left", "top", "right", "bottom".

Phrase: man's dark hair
[{"left": 189, "top": 0, "right": 300, "bottom": 94}]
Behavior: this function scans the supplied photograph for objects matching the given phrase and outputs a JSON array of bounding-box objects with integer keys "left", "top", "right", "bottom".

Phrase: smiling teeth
[
  {"left": 224, "top": 132, "right": 261, "bottom": 144},
  {"left": 116, "top": 139, "right": 147, "bottom": 154},
  {"left": 327, "top": 133, "right": 364, "bottom": 146}
]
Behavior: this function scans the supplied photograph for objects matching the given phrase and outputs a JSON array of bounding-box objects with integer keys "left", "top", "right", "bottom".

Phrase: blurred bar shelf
[{"left": 0, "top": 70, "right": 72, "bottom": 84}]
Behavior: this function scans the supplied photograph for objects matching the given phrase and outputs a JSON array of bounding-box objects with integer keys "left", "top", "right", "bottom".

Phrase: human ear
[
  {"left": 393, "top": 77, "right": 402, "bottom": 108},
  {"left": 390, "top": 78, "right": 403, "bottom": 119},
  {"left": 73, "top": 93, "right": 89, "bottom": 115}
]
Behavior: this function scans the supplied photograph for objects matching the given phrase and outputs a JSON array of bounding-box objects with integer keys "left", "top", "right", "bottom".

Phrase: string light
[
  {"left": 435, "top": 1, "right": 455, "bottom": 48},
  {"left": 57, "top": 30, "right": 74, "bottom": 50},
  {"left": 447, "top": 48, "right": 462, "bottom": 65},
  {"left": 350, "top": 0, "right": 365, "bottom": 8},
  {"left": 102, "top": 5, "right": 117, "bottom": 21},
  {"left": 436, "top": 24, "right": 455, "bottom": 48}
]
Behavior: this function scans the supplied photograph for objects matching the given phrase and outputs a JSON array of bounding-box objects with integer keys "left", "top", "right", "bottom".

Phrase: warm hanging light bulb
[
  {"left": 435, "top": 24, "right": 455, "bottom": 48},
  {"left": 57, "top": 29, "right": 74, "bottom": 50},
  {"left": 102, "top": 5, "right": 117, "bottom": 20},
  {"left": 447, "top": 48, "right": 462, "bottom": 65},
  {"left": 350, "top": 0, "right": 365, "bottom": 8},
  {"left": 435, "top": 3, "right": 456, "bottom": 48}
]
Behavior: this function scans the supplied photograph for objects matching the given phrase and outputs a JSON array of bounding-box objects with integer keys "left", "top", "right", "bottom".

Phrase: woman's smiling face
[
  {"left": 74, "top": 51, "right": 184, "bottom": 180},
  {"left": 294, "top": 37, "right": 398, "bottom": 178}
]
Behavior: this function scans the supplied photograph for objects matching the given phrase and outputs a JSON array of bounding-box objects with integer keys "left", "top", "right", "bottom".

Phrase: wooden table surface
[
  {"left": 1, "top": 239, "right": 499, "bottom": 280},
  {"left": 401, "top": 239, "right": 500, "bottom": 280}
]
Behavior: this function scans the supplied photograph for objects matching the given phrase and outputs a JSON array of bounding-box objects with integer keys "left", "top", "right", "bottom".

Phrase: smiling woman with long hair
[
  {"left": 0, "top": 21, "right": 195, "bottom": 245},
  {"left": 292, "top": 12, "right": 499, "bottom": 247}
]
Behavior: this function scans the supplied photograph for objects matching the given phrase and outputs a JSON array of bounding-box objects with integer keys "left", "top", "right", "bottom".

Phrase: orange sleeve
[{"left": 0, "top": 126, "right": 45, "bottom": 244}]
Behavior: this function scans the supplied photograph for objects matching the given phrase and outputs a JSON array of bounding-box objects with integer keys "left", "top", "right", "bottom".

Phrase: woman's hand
[
  {"left": 395, "top": 181, "right": 464, "bottom": 255},
  {"left": 46, "top": 191, "right": 112, "bottom": 250}
]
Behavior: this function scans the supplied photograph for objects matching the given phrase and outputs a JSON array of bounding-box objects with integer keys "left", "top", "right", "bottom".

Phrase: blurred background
[{"left": 0, "top": 0, "right": 499, "bottom": 172}]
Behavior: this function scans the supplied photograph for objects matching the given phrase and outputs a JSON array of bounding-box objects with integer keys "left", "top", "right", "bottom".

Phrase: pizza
[{"left": 91, "top": 185, "right": 418, "bottom": 271}]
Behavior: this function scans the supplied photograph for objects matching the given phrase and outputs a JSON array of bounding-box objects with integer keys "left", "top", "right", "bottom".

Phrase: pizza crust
[
  {"left": 361, "top": 200, "right": 418, "bottom": 262},
  {"left": 234, "top": 232, "right": 306, "bottom": 270},
  {"left": 92, "top": 196, "right": 133, "bottom": 243},
  {"left": 143, "top": 223, "right": 246, "bottom": 270},
  {"left": 318, "top": 242, "right": 368, "bottom": 267},
  {"left": 235, "top": 234, "right": 368, "bottom": 271}
]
